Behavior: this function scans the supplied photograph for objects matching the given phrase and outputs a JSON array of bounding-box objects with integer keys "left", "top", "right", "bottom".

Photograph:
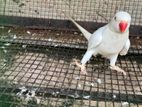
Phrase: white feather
[{"left": 69, "top": 11, "right": 131, "bottom": 67}]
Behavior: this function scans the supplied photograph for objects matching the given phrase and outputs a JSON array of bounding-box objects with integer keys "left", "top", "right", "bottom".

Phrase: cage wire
[{"left": 0, "top": 0, "right": 142, "bottom": 107}]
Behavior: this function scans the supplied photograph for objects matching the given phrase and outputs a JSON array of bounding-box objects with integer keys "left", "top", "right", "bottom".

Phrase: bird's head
[{"left": 109, "top": 11, "right": 131, "bottom": 33}]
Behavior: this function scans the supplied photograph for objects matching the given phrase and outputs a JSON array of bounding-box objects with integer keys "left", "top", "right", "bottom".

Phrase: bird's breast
[{"left": 96, "top": 30, "right": 128, "bottom": 56}]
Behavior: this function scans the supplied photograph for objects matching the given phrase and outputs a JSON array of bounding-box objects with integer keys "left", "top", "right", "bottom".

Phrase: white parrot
[{"left": 67, "top": 11, "right": 131, "bottom": 75}]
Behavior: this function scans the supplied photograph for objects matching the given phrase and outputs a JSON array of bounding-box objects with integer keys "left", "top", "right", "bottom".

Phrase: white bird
[{"left": 65, "top": 11, "right": 131, "bottom": 75}]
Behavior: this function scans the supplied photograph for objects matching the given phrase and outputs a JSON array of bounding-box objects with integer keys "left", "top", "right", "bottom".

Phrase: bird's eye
[{"left": 114, "top": 16, "right": 117, "bottom": 20}]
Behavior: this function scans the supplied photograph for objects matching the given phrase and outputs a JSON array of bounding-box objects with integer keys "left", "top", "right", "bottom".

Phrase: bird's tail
[
  {"left": 69, "top": 17, "right": 91, "bottom": 40},
  {"left": 61, "top": 10, "right": 91, "bottom": 41}
]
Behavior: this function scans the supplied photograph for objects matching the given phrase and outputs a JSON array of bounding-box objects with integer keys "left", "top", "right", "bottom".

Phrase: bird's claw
[
  {"left": 73, "top": 59, "right": 87, "bottom": 75},
  {"left": 110, "top": 65, "right": 126, "bottom": 75}
]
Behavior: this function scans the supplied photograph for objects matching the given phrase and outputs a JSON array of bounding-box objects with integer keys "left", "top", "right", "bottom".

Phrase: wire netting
[
  {"left": 0, "top": 0, "right": 142, "bottom": 26},
  {"left": 0, "top": 27, "right": 141, "bottom": 107},
  {"left": 0, "top": 0, "right": 142, "bottom": 107}
]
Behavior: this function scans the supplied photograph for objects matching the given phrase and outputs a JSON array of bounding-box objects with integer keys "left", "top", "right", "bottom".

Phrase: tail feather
[
  {"left": 69, "top": 18, "right": 91, "bottom": 40},
  {"left": 61, "top": 10, "right": 91, "bottom": 40}
]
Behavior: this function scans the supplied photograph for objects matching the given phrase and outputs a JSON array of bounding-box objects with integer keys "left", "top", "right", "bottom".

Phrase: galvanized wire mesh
[
  {"left": 0, "top": 28, "right": 142, "bottom": 107},
  {"left": 0, "top": 0, "right": 142, "bottom": 107},
  {"left": 0, "top": 0, "right": 142, "bottom": 25}
]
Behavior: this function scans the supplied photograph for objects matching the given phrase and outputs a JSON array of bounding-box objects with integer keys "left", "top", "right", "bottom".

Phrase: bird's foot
[
  {"left": 110, "top": 65, "right": 126, "bottom": 75},
  {"left": 73, "top": 59, "right": 87, "bottom": 75}
]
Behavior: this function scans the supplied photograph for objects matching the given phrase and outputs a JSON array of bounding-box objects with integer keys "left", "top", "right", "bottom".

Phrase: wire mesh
[
  {"left": 0, "top": 0, "right": 142, "bottom": 26},
  {"left": 0, "top": 0, "right": 142, "bottom": 107},
  {"left": 0, "top": 27, "right": 142, "bottom": 107}
]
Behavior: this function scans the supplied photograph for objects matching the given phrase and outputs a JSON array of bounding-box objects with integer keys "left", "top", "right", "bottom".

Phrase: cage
[{"left": 0, "top": 0, "right": 142, "bottom": 107}]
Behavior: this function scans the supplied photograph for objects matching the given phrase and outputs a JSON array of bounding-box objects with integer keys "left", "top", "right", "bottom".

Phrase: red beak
[{"left": 119, "top": 21, "right": 128, "bottom": 33}]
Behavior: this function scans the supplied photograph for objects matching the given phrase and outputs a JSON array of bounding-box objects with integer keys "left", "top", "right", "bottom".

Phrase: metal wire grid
[
  {"left": 0, "top": 0, "right": 142, "bottom": 25},
  {"left": 0, "top": 0, "right": 142, "bottom": 106},
  {"left": 0, "top": 28, "right": 142, "bottom": 107}
]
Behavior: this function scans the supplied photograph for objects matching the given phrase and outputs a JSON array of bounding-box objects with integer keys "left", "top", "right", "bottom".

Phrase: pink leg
[
  {"left": 73, "top": 59, "right": 87, "bottom": 75},
  {"left": 110, "top": 65, "right": 126, "bottom": 75}
]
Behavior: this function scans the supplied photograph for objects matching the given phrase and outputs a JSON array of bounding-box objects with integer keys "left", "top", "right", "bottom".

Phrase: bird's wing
[
  {"left": 88, "top": 27, "right": 105, "bottom": 50},
  {"left": 120, "top": 39, "right": 130, "bottom": 55}
]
